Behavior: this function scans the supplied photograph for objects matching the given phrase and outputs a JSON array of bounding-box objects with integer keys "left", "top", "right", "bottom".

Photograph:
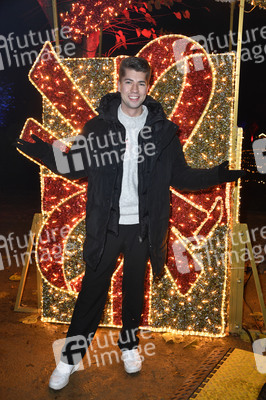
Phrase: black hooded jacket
[{"left": 41, "top": 92, "right": 221, "bottom": 276}]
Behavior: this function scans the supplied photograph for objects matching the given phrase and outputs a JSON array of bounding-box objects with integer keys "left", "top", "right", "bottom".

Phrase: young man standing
[{"left": 16, "top": 56, "right": 244, "bottom": 390}]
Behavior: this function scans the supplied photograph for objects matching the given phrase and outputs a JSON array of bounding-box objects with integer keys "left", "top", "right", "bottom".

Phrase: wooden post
[
  {"left": 52, "top": 0, "right": 60, "bottom": 56},
  {"left": 228, "top": 223, "right": 245, "bottom": 334},
  {"left": 14, "top": 213, "right": 43, "bottom": 313},
  {"left": 229, "top": 0, "right": 236, "bottom": 52},
  {"left": 229, "top": 223, "right": 266, "bottom": 333},
  {"left": 246, "top": 231, "right": 266, "bottom": 325},
  {"left": 230, "top": 2, "right": 245, "bottom": 227},
  {"left": 232, "top": 0, "right": 245, "bottom": 143}
]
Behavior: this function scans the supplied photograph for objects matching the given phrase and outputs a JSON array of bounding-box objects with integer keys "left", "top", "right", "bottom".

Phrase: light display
[
  {"left": 60, "top": 0, "right": 132, "bottom": 42},
  {"left": 18, "top": 35, "right": 240, "bottom": 337}
]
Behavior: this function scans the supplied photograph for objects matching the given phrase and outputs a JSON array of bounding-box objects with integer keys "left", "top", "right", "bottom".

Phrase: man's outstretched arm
[
  {"left": 170, "top": 135, "right": 245, "bottom": 191},
  {"left": 16, "top": 134, "right": 89, "bottom": 180}
]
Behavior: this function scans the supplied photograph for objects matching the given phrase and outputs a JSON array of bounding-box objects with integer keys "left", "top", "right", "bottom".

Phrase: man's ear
[{"left": 117, "top": 80, "right": 121, "bottom": 92}]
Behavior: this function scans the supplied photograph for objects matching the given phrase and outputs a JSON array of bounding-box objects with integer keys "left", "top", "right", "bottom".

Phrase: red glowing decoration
[{"left": 60, "top": 0, "right": 132, "bottom": 42}]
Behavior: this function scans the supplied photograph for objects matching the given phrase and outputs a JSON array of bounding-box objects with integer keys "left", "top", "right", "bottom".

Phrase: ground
[{"left": 0, "top": 191, "right": 265, "bottom": 400}]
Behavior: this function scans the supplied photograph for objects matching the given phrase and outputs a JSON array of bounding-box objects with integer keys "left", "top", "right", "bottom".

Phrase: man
[{"left": 16, "top": 56, "right": 244, "bottom": 390}]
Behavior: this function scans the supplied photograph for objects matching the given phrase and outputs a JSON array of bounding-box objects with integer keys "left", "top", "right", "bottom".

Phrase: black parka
[{"left": 44, "top": 92, "right": 222, "bottom": 276}]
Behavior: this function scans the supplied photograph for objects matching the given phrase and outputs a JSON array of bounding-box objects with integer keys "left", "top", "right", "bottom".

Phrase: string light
[
  {"left": 248, "top": 0, "right": 266, "bottom": 9},
  {"left": 60, "top": 0, "right": 132, "bottom": 42}
]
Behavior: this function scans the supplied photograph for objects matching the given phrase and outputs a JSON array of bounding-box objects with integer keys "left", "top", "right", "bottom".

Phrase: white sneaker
[
  {"left": 49, "top": 360, "right": 80, "bottom": 390},
  {"left": 121, "top": 348, "right": 142, "bottom": 374}
]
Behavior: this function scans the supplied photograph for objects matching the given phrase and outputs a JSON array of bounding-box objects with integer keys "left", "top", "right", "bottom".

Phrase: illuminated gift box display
[{"left": 18, "top": 35, "right": 240, "bottom": 337}]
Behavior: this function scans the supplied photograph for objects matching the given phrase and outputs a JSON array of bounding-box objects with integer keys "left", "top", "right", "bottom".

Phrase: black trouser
[{"left": 61, "top": 224, "right": 150, "bottom": 365}]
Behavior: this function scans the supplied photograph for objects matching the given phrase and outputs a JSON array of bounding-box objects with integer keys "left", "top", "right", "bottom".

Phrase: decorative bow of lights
[{"left": 18, "top": 35, "right": 239, "bottom": 336}]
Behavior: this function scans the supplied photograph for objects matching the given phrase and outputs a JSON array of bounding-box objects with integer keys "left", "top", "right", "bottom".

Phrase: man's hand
[
  {"left": 218, "top": 160, "right": 246, "bottom": 183},
  {"left": 16, "top": 134, "right": 51, "bottom": 161}
]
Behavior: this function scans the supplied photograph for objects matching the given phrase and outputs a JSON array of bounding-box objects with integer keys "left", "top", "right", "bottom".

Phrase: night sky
[{"left": 0, "top": 0, "right": 265, "bottom": 211}]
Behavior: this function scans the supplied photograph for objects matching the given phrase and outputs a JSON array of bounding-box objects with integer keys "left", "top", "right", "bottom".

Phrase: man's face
[{"left": 118, "top": 68, "right": 149, "bottom": 117}]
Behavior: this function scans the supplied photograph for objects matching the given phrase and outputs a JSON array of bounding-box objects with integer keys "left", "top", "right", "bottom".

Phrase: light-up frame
[{"left": 18, "top": 35, "right": 239, "bottom": 337}]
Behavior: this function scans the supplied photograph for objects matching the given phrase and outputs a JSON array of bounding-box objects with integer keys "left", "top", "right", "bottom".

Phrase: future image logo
[
  {"left": 52, "top": 330, "right": 156, "bottom": 370},
  {"left": 0, "top": 27, "right": 75, "bottom": 71},
  {"left": 52, "top": 126, "right": 156, "bottom": 173},
  {"left": 252, "top": 134, "right": 266, "bottom": 174},
  {"left": 253, "top": 338, "right": 266, "bottom": 374}
]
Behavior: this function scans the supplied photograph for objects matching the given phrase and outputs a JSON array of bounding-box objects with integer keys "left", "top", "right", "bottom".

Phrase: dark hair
[{"left": 119, "top": 56, "right": 151, "bottom": 83}]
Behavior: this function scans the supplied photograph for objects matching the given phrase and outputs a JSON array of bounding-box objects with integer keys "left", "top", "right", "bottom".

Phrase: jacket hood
[{"left": 96, "top": 91, "right": 167, "bottom": 123}]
